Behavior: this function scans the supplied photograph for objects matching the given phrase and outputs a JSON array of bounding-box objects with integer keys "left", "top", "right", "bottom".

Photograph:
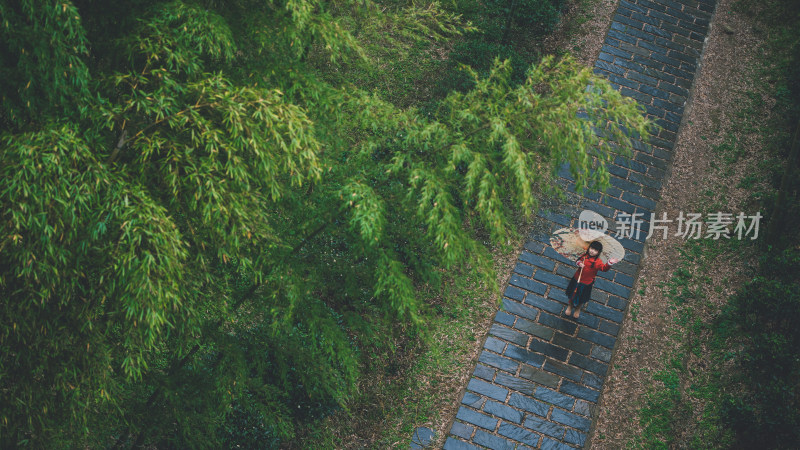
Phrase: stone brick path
[{"left": 442, "top": 0, "right": 716, "bottom": 448}]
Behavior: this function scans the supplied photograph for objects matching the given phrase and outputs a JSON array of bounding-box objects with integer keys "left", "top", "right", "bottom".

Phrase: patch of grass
[{"left": 629, "top": 239, "right": 739, "bottom": 450}]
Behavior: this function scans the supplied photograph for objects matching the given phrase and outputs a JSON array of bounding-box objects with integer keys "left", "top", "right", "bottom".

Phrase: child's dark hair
[{"left": 583, "top": 240, "right": 603, "bottom": 258}]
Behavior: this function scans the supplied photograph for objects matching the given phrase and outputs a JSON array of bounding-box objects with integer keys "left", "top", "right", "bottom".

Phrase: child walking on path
[{"left": 565, "top": 241, "right": 619, "bottom": 319}]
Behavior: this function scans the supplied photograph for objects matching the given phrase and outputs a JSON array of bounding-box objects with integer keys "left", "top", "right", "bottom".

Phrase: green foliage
[
  {"left": 0, "top": 0, "right": 92, "bottom": 128},
  {"left": 0, "top": 0, "right": 650, "bottom": 447}
]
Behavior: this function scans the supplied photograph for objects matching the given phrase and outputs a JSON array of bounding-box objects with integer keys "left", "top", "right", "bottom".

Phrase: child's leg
[{"left": 565, "top": 297, "right": 574, "bottom": 315}]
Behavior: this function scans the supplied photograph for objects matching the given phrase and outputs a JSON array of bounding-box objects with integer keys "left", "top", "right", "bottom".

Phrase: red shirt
[{"left": 573, "top": 254, "right": 611, "bottom": 284}]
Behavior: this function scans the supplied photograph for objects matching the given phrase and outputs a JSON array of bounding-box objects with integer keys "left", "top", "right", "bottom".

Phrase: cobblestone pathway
[{"left": 442, "top": 0, "right": 716, "bottom": 448}]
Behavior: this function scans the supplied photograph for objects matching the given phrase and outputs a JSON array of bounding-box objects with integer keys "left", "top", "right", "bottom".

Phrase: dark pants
[{"left": 565, "top": 277, "right": 593, "bottom": 307}]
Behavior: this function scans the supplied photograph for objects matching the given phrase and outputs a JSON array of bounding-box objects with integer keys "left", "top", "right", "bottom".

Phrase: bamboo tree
[{"left": 0, "top": 0, "right": 650, "bottom": 447}]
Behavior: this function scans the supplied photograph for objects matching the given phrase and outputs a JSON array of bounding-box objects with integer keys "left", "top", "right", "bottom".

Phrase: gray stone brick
[
  {"left": 606, "top": 73, "right": 641, "bottom": 90},
  {"left": 620, "top": 0, "right": 649, "bottom": 14},
  {"left": 504, "top": 286, "right": 525, "bottom": 301},
  {"left": 615, "top": 155, "right": 649, "bottom": 172},
  {"left": 560, "top": 381, "right": 601, "bottom": 404},
  {"left": 649, "top": 9, "right": 680, "bottom": 25},
  {"left": 637, "top": 0, "right": 667, "bottom": 12},
  {"left": 533, "top": 271, "right": 570, "bottom": 289},
  {"left": 662, "top": 22, "right": 691, "bottom": 38},
  {"left": 543, "top": 359, "right": 584, "bottom": 382},
  {"left": 569, "top": 353, "right": 609, "bottom": 375},
  {"left": 505, "top": 344, "right": 546, "bottom": 368},
  {"left": 514, "top": 262, "right": 534, "bottom": 277},
  {"left": 484, "top": 399, "right": 524, "bottom": 424},
  {"left": 564, "top": 429, "right": 588, "bottom": 446},
  {"left": 490, "top": 324, "right": 529, "bottom": 346},
  {"left": 618, "top": 236, "right": 645, "bottom": 254},
  {"left": 647, "top": 166, "right": 667, "bottom": 181},
  {"left": 484, "top": 336, "right": 507, "bottom": 353},
  {"left": 609, "top": 175, "right": 643, "bottom": 194},
  {"left": 467, "top": 378, "right": 509, "bottom": 402},
  {"left": 599, "top": 320, "right": 620, "bottom": 336},
  {"left": 510, "top": 275, "right": 548, "bottom": 295},
  {"left": 456, "top": 406, "right": 499, "bottom": 431},
  {"left": 523, "top": 416, "right": 566, "bottom": 439},
  {"left": 551, "top": 407, "right": 592, "bottom": 432},
  {"left": 619, "top": 40, "right": 655, "bottom": 57},
  {"left": 653, "top": 97, "right": 682, "bottom": 114},
  {"left": 519, "top": 365, "right": 560, "bottom": 388},
  {"left": 607, "top": 294, "right": 628, "bottom": 310},
  {"left": 663, "top": 63, "right": 693, "bottom": 80},
  {"left": 494, "top": 372, "right": 536, "bottom": 396},
  {"left": 607, "top": 29, "right": 638, "bottom": 45},
  {"left": 444, "top": 436, "right": 482, "bottom": 450},
  {"left": 537, "top": 312, "right": 578, "bottom": 335},
  {"left": 591, "top": 345, "right": 613, "bottom": 363},
  {"left": 613, "top": 260, "right": 638, "bottom": 276},
  {"left": 540, "top": 437, "right": 574, "bottom": 450},
  {"left": 655, "top": 36, "right": 686, "bottom": 53},
  {"left": 601, "top": 43, "right": 635, "bottom": 59},
  {"left": 622, "top": 190, "right": 658, "bottom": 210},
  {"left": 643, "top": 23, "right": 672, "bottom": 39},
  {"left": 462, "top": 392, "right": 484, "bottom": 408},
  {"left": 473, "top": 429, "right": 517, "bottom": 450},
  {"left": 639, "top": 83, "right": 671, "bottom": 100},
  {"left": 574, "top": 400, "right": 593, "bottom": 417},
  {"left": 497, "top": 423, "right": 541, "bottom": 447},
  {"left": 529, "top": 339, "right": 569, "bottom": 362},
  {"left": 609, "top": 21, "right": 626, "bottom": 32},
  {"left": 583, "top": 372, "right": 603, "bottom": 390},
  {"left": 592, "top": 278, "right": 632, "bottom": 300},
  {"left": 580, "top": 199, "right": 616, "bottom": 218},
  {"left": 474, "top": 364, "right": 496, "bottom": 381},
  {"left": 652, "top": 146, "right": 674, "bottom": 162},
  {"left": 555, "top": 263, "right": 577, "bottom": 278},
  {"left": 514, "top": 318, "right": 555, "bottom": 340},
  {"left": 585, "top": 298, "right": 626, "bottom": 322},
  {"left": 479, "top": 350, "right": 519, "bottom": 373},
  {"left": 509, "top": 392, "right": 550, "bottom": 417},
  {"left": 495, "top": 310, "right": 516, "bottom": 327},
  {"left": 519, "top": 251, "right": 556, "bottom": 271},
  {"left": 538, "top": 209, "right": 572, "bottom": 227},
  {"left": 679, "top": 19, "right": 708, "bottom": 35},
  {"left": 450, "top": 421, "right": 474, "bottom": 440},
  {"left": 630, "top": 12, "right": 661, "bottom": 27},
  {"left": 615, "top": 272, "right": 635, "bottom": 287},
  {"left": 628, "top": 70, "right": 659, "bottom": 87},
  {"left": 613, "top": 14, "right": 646, "bottom": 30},
  {"left": 607, "top": 163, "right": 630, "bottom": 178},
  {"left": 603, "top": 196, "right": 636, "bottom": 215},
  {"left": 524, "top": 240, "right": 545, "bottom": 254},
  {"left": 534, "top": 387, "right": 575, "bottom": 410},
  {"left": 524, "top": 295, "right": 564, "bottom": 315},
  {"left": 502, "top": 298, "right": 538, "bottom": 320},
  {"left": 628, "top": 171, "right": 662, "bottom": 189},
  {"left": 552, "top": 332, "right": 592, "bottom": 355}
]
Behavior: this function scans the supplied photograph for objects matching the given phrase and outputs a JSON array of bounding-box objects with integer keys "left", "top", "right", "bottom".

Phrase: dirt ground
[{"left": 589, "top": 0, "right": 774, "bottom": 446}]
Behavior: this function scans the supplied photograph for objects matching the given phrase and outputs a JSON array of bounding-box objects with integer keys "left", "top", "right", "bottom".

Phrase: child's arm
[{"left": 598, "top": 258, "right": 620, "bottom": 271}]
